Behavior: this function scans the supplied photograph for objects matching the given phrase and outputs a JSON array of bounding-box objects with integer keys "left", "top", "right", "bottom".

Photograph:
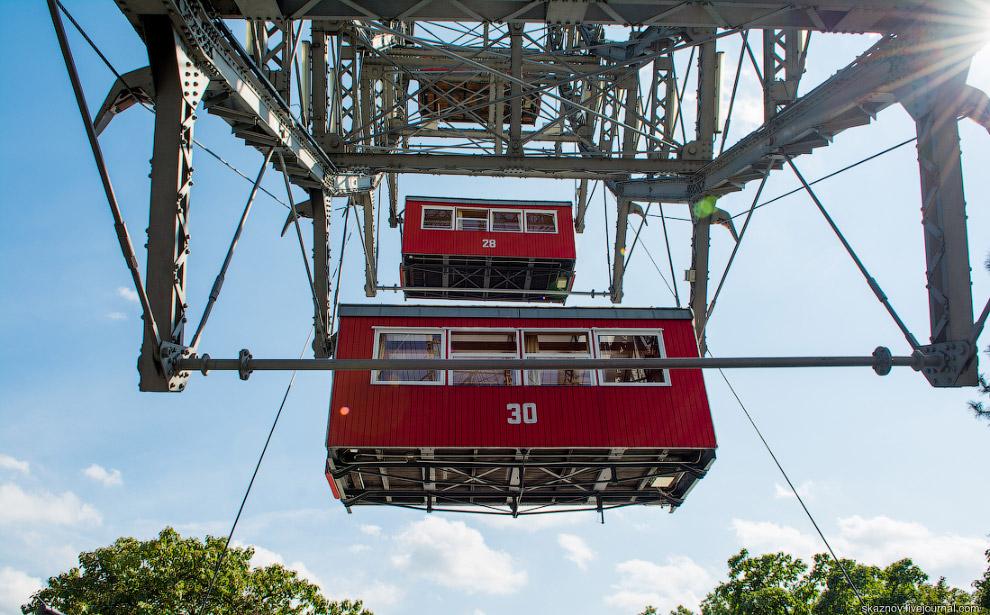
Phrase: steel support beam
[
  {"left": 687, "top": 30, "right": 718, "bottom": 354},
  {"left": 311, "top": 188, "right": 333, "bottom": 357},
  {"left": 902, "top": 71, "right": 978, "bottom": 386},
  {"left": 212, "top": 1, "right": 979, "bottom": 33},
  {"left": 138, "top": 17, "right": 200, "bottom": 392},
  {"left": 763, "top": 30, "right": 806, "bottom": 122},
  {"left": 326, "top": 153, "right": 701, "bottom": 178},
  {"left": 611, "top": 198, "right": 629, "bottom": 303}
]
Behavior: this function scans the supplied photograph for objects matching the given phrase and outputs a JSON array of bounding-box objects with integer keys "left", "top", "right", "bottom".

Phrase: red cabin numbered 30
[{"left": 326, "top": 304, "right": 717, "bottom": 515}]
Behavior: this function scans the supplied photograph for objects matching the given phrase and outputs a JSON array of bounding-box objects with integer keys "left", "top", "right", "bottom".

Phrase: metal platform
[
  {"left": 325, "top": 447, "right": 717, "bottom": 514},
  {"left": 401, "top": 255, "right": 575, "bottom": 303}
]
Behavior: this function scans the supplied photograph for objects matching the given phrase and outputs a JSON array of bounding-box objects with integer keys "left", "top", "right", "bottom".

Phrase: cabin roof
[
  {"left": 406, "top": 195, "right": 572, "bottom": 208},
  {"left": 337, "top": 304, "right": 692, "bottom": 320}
]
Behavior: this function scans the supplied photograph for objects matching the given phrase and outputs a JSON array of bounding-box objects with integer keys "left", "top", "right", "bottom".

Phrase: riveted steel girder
[{"left": 206, "top": 0, "right": 980, "bottom": 33}]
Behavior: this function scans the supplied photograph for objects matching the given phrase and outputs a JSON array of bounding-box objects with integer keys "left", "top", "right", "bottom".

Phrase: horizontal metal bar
[
  {"left": 178, "top": 349, "right": 941, "bottom": 375},
  {"left": 328, "top": 152, "right": 702, "bottom": 178},
  {"left": 377, "top": 285, "right": 604, "bottom": 297}
]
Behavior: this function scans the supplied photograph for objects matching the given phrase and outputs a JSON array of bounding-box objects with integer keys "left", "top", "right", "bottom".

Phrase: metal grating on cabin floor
[
  {"left": 402, "top": 255, "right": 575, "bottom": 303},
  {"left": 326, "top": 447, "right": 715, "bottom": 514}
]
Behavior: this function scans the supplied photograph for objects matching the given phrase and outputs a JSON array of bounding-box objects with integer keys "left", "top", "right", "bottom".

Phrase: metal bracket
[
  {"left": 158, "top": 342, "right": 193, "bottom": 391},
  {"left": 915, "top": 341, "right": 973, "bottom": 387},
  {"left": 238, "top": 348, "right": 254, "bottom": 381}
]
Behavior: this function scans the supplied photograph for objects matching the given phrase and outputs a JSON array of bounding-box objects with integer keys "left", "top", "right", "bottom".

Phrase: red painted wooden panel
[
  {"left": 403, "top": 198, "right": 576, "bottom": 260},
  {"left": 328, "top": 314, "right": 716, "bottom": 450}
]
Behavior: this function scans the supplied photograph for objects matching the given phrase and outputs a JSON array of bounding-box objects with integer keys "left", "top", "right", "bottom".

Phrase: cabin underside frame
[
  {"left": 326, "top": 446, "right": 716, "bottom": 514},
  {"left": 401, "top": 255, "right": 575, "bottom": 303}
]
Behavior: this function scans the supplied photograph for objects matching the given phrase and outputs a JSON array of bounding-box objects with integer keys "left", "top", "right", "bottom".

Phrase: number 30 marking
[
  {"left": 507, "top": 403, "right": 537, "bottom": 424},
  {"left": 483, "top": 239, "right": 496, "bottom": 248}
]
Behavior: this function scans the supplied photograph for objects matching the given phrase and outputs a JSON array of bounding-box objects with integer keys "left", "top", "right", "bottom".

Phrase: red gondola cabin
[
  {"left": 401, "top": 196, "right": 577, "bottom": 303},
  {"left": 326, "top": 304, "right": 717, "bottom": 514}
]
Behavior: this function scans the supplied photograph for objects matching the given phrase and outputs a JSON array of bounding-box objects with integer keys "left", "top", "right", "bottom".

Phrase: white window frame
[
  {"left": 521, "top": 328, "right": 596, "bottom": 386},
  {"left": 421, "top": 206, "right": 454, "bottom": 230},
  {"left": 371, "top": 327, "right": 446, "bottom": 385},
  {"left": 523, "top": 209, "right": 558, "bottom": 234},
  {"left": 446, "top": 328, "right": 521, "bottom": 386},
  {"left": 490, "top": 209, "right": 524, "bottom": 233},
  {"left": 593, "top": 328, "right": 671, "bottom": 387},
  {"left": 455, "top": 207, "right": 490, "bottom": 231}
]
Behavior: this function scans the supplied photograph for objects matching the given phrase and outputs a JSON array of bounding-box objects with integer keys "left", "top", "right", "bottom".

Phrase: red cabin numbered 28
[
  {"left": 401, "top": 196, "right": 576, "bottom": 303},
  {"left": 326, "top": 304, "right": 717, "bottom": 515}
]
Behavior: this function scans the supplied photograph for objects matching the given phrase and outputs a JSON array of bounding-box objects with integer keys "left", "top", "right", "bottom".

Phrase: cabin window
[
  {"left": 523, "top": 331, "right": 593, "bottom": 386},
  {"left": 596, "top": 331, "right": 668, "bottom": 385},
  {"left": 456, "top": 208, "right": 489, "bottom": 231},
  {"left": 373, "top": 330, "right": 443, "bottom": 384},
  {"left": 491, "top": 210, "right": 522, "bottom": 232},
  {"left": 422, "top": 207, "right": 453, "bottom": 230},
  {"left": 525, "top": 210, "right": 557, "bottom": 233},
  {"left": 449, "top": 330, "right": 519, "bottom": 385}
]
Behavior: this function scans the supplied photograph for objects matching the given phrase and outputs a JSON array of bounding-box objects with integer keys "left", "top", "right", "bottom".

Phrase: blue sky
[{"left": 2, "top": 2, "right": 990, "bottom": 614}]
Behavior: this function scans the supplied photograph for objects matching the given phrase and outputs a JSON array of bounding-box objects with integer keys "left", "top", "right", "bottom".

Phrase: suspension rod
[{"left": 178, "top": 348, "right": 940, "bottom": 378}]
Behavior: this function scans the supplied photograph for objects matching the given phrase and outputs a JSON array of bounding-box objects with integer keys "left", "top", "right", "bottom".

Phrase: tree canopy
[
  {"left": 640, "top": 548, "right": 984, "bottom": 615},
  {"left": 22, "top": 527, "right": 371, "bottom": 615}
]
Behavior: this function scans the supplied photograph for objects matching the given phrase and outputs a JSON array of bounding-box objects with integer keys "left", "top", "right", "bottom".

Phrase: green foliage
[
  {"left": 974, "top": 547, "right": 990, "bottom": 609},
  {"left": 656, "top": 549, "right": 979, "bottom": 615},
  {"left": 970, "top": 256, "right": 990, "bottom": 425},
  {"left": 700, "top": 550, "right": 813, "bottom": 615},
  {"left": 23, "top": 527, "right": 372, "bottom": 615}
]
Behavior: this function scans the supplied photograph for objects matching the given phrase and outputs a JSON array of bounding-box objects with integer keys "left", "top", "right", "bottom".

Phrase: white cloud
[
  {"left": 773, "top": 480, "right": 816, "bottom": 500},
  {"left": 356, "top": 580, "right": 404, "bottom": 607},
  {"left": 730, "top": 515, "right": 989, "bottom": 586},
  {"left": 391, "top": 517, "right": 526, "bottom": 594},
  {"left": 359, "top": 524, "right": 383, "bottom": 538},
  {"left": 0, "top": 567, "right": 43, "bottom": 615},
  {"left": 0, "top": 454, "right": 29, "bottom": 475},
  {"left": 348, "top": 544, "right": 370, "bottom": 553},
  {"left": 116, "top": 286, "right": 139, "bottom": 303},
  {"left": 837, "top": 515, "right": 988, "bottom": 571},
  {"left": 605, "top": 556, "right": 713, "bottom": 614},
  {"left": 82, "top": 464, "right": 122, "bottom": 487},
  {"left": 0, "top": 483, "right": 101, "bottom": 526},
  {"left": 730, "top": 518, "right": 820, "bottom": 560},
  {"left": 106, "top": 312, "right": 127, "bottom": 321},
  {"left": 558, "top": 533, "right": 595, "bottom": 570},
  {"left": 237, "top": 542, "right": 322, "bottom": 588},
  {"left": 327, "top": 579, "right": 405, "bottom": 609},
  {"left": 479, "top": 509, "right": 594, "bottom": 532}
]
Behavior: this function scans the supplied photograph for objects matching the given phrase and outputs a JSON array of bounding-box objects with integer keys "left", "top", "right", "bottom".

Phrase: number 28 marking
[
  {"left": 507, "top": 403, "right": 537, "bottom": 424},
  {"left": 483, "top": 239, "right": 496, "bottom": 248}
]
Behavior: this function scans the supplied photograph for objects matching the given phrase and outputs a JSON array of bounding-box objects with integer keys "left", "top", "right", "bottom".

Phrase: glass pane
[
  {"left": 492, "top": 210, "right": 521, "bottom": 232},
  {"left": 598, "top": 334, "right": 666, "bottom": 384},
  {"left": 524, "top": 332, "right": 589, "bottom": 354},
  {"left": 456, "top": 208, "right": 488, "bottom": 231},
  {"left": 423, "top": 208, "right": 453, "bottom": 229},
  {"left": 523, "top": 331, "right": 591, "bottom": 386},
  {"left": 375, "top": 332, "right": 442, "bottom": 383},
  {"left": 450, "top": 331, "right": 517, "bottom": 386},
  {"left": 451, "top": 332, "right": 517, "bottom": 355},
  {"left": 526, "top": 211, "right": 556, "bottom": 233},
  {"left": 526, "top": 369, "right": 592, "bottom": 386}
]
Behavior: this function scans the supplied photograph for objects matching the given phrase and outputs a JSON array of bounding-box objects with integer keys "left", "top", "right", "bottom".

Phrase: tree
[
  {"left": 974, "top": 546, "right": 990, "bottom": 609},
  {"left": 22, "top": 527, "right": 372, "bottom": 615},
  {"left": 969, "top": 255, "right": 990, "bottom": 425},
  {"left": 655, "top": 549, "right": 977, "bottom": 615}
]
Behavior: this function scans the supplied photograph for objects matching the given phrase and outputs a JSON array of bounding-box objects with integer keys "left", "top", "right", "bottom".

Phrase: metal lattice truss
[
  {"left": 326, "top": 446, "right": 716, "bottom": 514},
  {"left": 95, "top": 0, "right": 990, "bottom": 390}
]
